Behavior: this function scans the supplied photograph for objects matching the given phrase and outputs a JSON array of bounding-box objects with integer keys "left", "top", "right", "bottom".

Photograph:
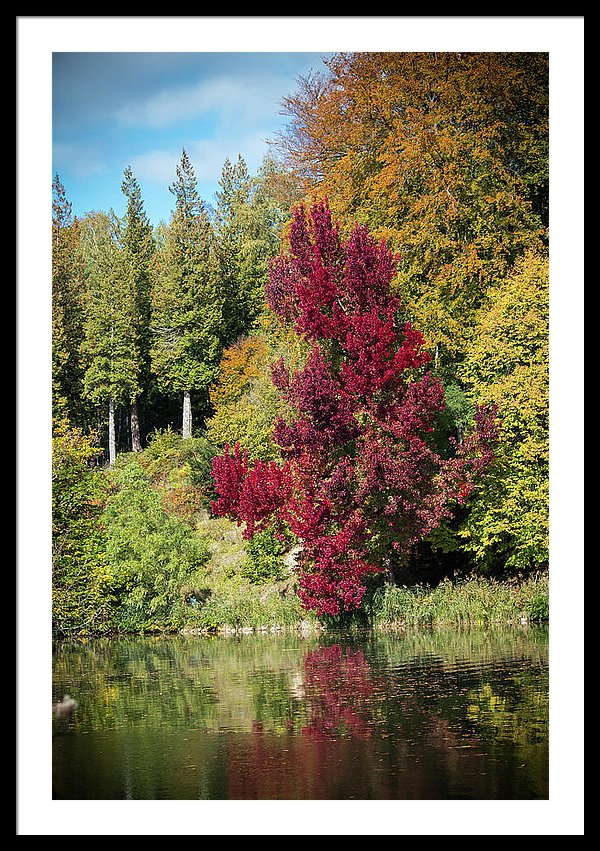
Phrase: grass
[{"left": 368, "top": 572, "right": 549, "bottom": 630}]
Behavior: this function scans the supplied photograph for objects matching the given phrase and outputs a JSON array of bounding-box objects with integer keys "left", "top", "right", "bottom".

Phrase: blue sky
[{"left": 53, "top": 52, "right": 332, "bottom": 226}]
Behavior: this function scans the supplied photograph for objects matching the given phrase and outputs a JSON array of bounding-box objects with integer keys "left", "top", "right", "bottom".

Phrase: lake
[{"left": 52, "top": 626, "right": 549, "bottom": 800}]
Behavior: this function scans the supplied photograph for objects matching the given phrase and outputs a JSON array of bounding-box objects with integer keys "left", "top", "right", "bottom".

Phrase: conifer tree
[
  {"left": 79, "top": 212, "right": 140, "bottom": 465},
  {"left": 52, "top": 175, "right": 86, "bottom": 427},
  {"left": 120, "top": 166, "right": 155, "bottom": 450},
  {"left": 151, "top": 149, "right": 223, "bottom": 438},
  {"left": 214, "top": 155, "right": 254, "bottom": 345}
]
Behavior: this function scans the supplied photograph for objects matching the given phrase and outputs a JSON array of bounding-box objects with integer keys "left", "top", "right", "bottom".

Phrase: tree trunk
[
  {"left": 108, "top": 397, "right": 116, "bottom": 466},
  {"left": 182, "top": 390, "right": 192, "bottom": 439},
  {"left": 130, "top": 400, "right": 142, "bottom": 452}
]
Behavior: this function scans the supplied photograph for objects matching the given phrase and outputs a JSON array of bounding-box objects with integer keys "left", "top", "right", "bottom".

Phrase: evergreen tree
[
  {"left": 151, "top": 149, "right": 223, "bottom": 438},
  {"left": 215, "top": 155, "right": 254, "bottom": 345},
  {"left": 120, "top": 166, "right": 155, "bottom": 450},
  {"left": 79, "top": 212, "right": 140, "bottom": 465},
  {"left": 215, "top": 154, "right": 295, "bottom": 347},
  {"left": 52, "top": 175, "right": 86, "bottom": 427}
]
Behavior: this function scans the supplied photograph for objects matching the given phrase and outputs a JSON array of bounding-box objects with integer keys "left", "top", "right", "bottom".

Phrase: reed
[{"left": 369, "top": 573, "right": 549, "bottom": 629}]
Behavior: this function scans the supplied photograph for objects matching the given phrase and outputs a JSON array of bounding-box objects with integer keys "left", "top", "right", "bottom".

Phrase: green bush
[
  {"left": 239, "top": 528, "right": 290, "bottom": 583},
  {"left": 103, "top": 458, "right": 210, "bottom": 632},
  {"left": 52, "top": 419, "right": 115, "bottom": 637}
]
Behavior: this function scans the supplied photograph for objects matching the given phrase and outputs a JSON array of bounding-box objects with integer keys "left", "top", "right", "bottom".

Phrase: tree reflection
[{"left": 301, "top": 644, "right": 374, "bottom": 740}]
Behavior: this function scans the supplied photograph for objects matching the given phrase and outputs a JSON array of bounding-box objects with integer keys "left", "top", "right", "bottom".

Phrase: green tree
[
  {"left": 456, "top": 251, "right": 549, "bottom": 572},
  {"left": 214, "top": 155, "right": 254, "bottom": 344},
  {"left": 52, "top": 175, "right": 86, "bottom": 427},
  {"left": 79, "top": 211, "right": 140, "bottom": 465},
  {"left": 52, "top": 419, "right": 114, "bottom": 636},
  {"left": 120, "top": 166, "right": 155, "bottom": 450},
  {"left": 151, "top": 149, "right": 223, "bottom": 438},
  {"left": 215, "top": 154, "right": 293, "bottom": 347}
]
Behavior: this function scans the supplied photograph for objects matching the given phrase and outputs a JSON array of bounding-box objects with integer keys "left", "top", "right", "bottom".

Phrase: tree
[
  {"left": 206, "top": 335, "right": 283, "bottom": 462},
  {"left": 120, "top": 166, "right": 155, "bottom": 451},
  {"left": 211, "top": 202, "right": 498, "bottom": 616},
  {"left": 52, "top": 418, "right": 113, "bottom": 636},
  {"left": 214, "top": 155, "right": 254, "bottom": 344},
  {"left": 52, "top": 175, "right": 86, "bottom": 427},
  {"left": 151, "top": 149, "right": 223, "bottom": 438},
  {"left": 79, "top": 211, "right": 140, "bottom": 465},
  {"left": 214, "top": 154, "right": 294, "bottom": 347},
  {"left": 103, "top": 459, "right": 210, "bottom": 632},
  {"left": 276, "top": 52, "right": 548, "bottom": 365},
  {"left": 455, "top": 251, "right": 549, "bottom": 572}
]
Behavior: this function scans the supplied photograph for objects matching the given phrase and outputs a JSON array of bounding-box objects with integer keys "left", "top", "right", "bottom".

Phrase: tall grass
[
  {"left": 181, "top": 580, "right": 317, "bottom": 633},
  {"left": 369, "top": 573, "right": 549, "bottom": 629}
]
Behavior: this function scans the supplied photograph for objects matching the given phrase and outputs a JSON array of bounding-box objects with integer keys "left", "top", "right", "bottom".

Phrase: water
[{"left": 52, "top": 626, "right": 549, "bottom": 800}]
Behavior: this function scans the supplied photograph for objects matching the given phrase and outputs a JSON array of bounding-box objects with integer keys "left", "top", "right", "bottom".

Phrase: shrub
[
  {"left": 103, "top": 459, "right": 210, "bottom": 632},
  {"left": 52, "top": 419, "right": 115, "bottom": 637},
  {"left": 239, "top": 528, "right": 291, "bottom": 583}
]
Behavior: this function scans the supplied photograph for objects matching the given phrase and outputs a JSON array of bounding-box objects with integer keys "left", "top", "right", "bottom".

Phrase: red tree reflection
[{"left": 301, "top": 644, "right": 374, "bottom": 740}]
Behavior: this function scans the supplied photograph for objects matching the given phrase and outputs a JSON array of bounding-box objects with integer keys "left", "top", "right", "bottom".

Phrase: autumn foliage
[{"left": 211, "top": 202, "right": 498, "bottom": 616}]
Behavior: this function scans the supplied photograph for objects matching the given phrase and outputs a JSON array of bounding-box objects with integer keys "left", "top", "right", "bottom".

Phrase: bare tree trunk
[
  {"left": 182, "top": 390, "right": 192, "bottom": 439},
  {"left": 108, "top": 397, "right": 116, "bottom": 466},
  {"left": 130, "top": 400, "right": 142, "bottom": 452}
]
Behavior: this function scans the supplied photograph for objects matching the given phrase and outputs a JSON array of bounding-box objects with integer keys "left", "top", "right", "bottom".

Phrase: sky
[{"left": 52, "top": 51, "right": 331, "bottom": 226}]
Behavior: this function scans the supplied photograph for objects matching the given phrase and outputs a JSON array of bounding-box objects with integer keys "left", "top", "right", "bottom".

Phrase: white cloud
[
  {"left": 128, "top": 149, "right": 181, "bottom": 185},
  {"left": 52, "top": 141, "right": 107, "bottom": 179},
  {"left": 113, "top": 71, "right": 290, "bottom": 130},
  {"left": 130, "top": 128, "right": 271, "bottom": 193}
]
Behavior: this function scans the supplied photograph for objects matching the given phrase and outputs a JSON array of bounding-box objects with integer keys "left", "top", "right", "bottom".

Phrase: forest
[{"left": 52, "top": 52, "right": 550, "bottom": 637}]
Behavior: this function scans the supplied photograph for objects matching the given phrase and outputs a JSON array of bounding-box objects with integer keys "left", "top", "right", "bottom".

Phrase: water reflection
[{"left": 53, "top": 627, "right": 548, "bottom": 799}]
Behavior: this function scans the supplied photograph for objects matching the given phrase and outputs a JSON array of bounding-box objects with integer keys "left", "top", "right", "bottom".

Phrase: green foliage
[
  {"left": 52, "top": 176, "right": 87, "bottom": 427},
  {"left": 457, "top": 251, "right": 549, "bottom": 572},
  {"left": 182, "top": 581, "right": 305, "bottom": 632},
  {"left": 370, "top": 573, "right": 549, "bottom": 628},
  {"left": 240, "top": 528, "right": 290, "bottom": 584},
  {"left": 103, "top": 458, "right": 210, "bottom": 632},
  {"left": 52, "top": 419, "right": 114, "bottom": 637},
  {"left": 136, "top": 426, "right": 217, "bottom": 506},
  {"left": 150, "top": 150, "right": 224, "bottom": 401},
  {"left": 215, "top": 154, "right": 294, "bottom": 347},
  {"left": 79, "top": 211, "right": 141, "bottom": 409},
  {"left": 120, "top": 166, "right": 155, "bottom": 433}
]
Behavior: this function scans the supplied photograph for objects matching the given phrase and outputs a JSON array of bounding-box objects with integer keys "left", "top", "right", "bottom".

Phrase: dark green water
[{"left": 52, "top": 626, "right": 549, "bottom": 800}]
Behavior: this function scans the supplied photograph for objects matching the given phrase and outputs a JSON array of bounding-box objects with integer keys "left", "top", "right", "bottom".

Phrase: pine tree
[
  {"left": 79, "top": 212, "right": 140, "bottom": 465},
  {"left": 52, "top": 175, "right": 86, "bottom": 427},
  {"left": 151, "top": 149, "right": 223, "bottom": 438},
  {"left": 215, "top": 154, "right": 296, "bottom": 347},
  {"left": 120, "top": 166, "right": 155, "bottom": 450},
  {"left": 214, "top": 155, "right": 253, "bottom": 345}
]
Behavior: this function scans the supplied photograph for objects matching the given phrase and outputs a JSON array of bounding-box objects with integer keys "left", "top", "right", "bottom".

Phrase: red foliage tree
[{"left": 212, "top": 201, "right": 498, "bottom": 616}]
